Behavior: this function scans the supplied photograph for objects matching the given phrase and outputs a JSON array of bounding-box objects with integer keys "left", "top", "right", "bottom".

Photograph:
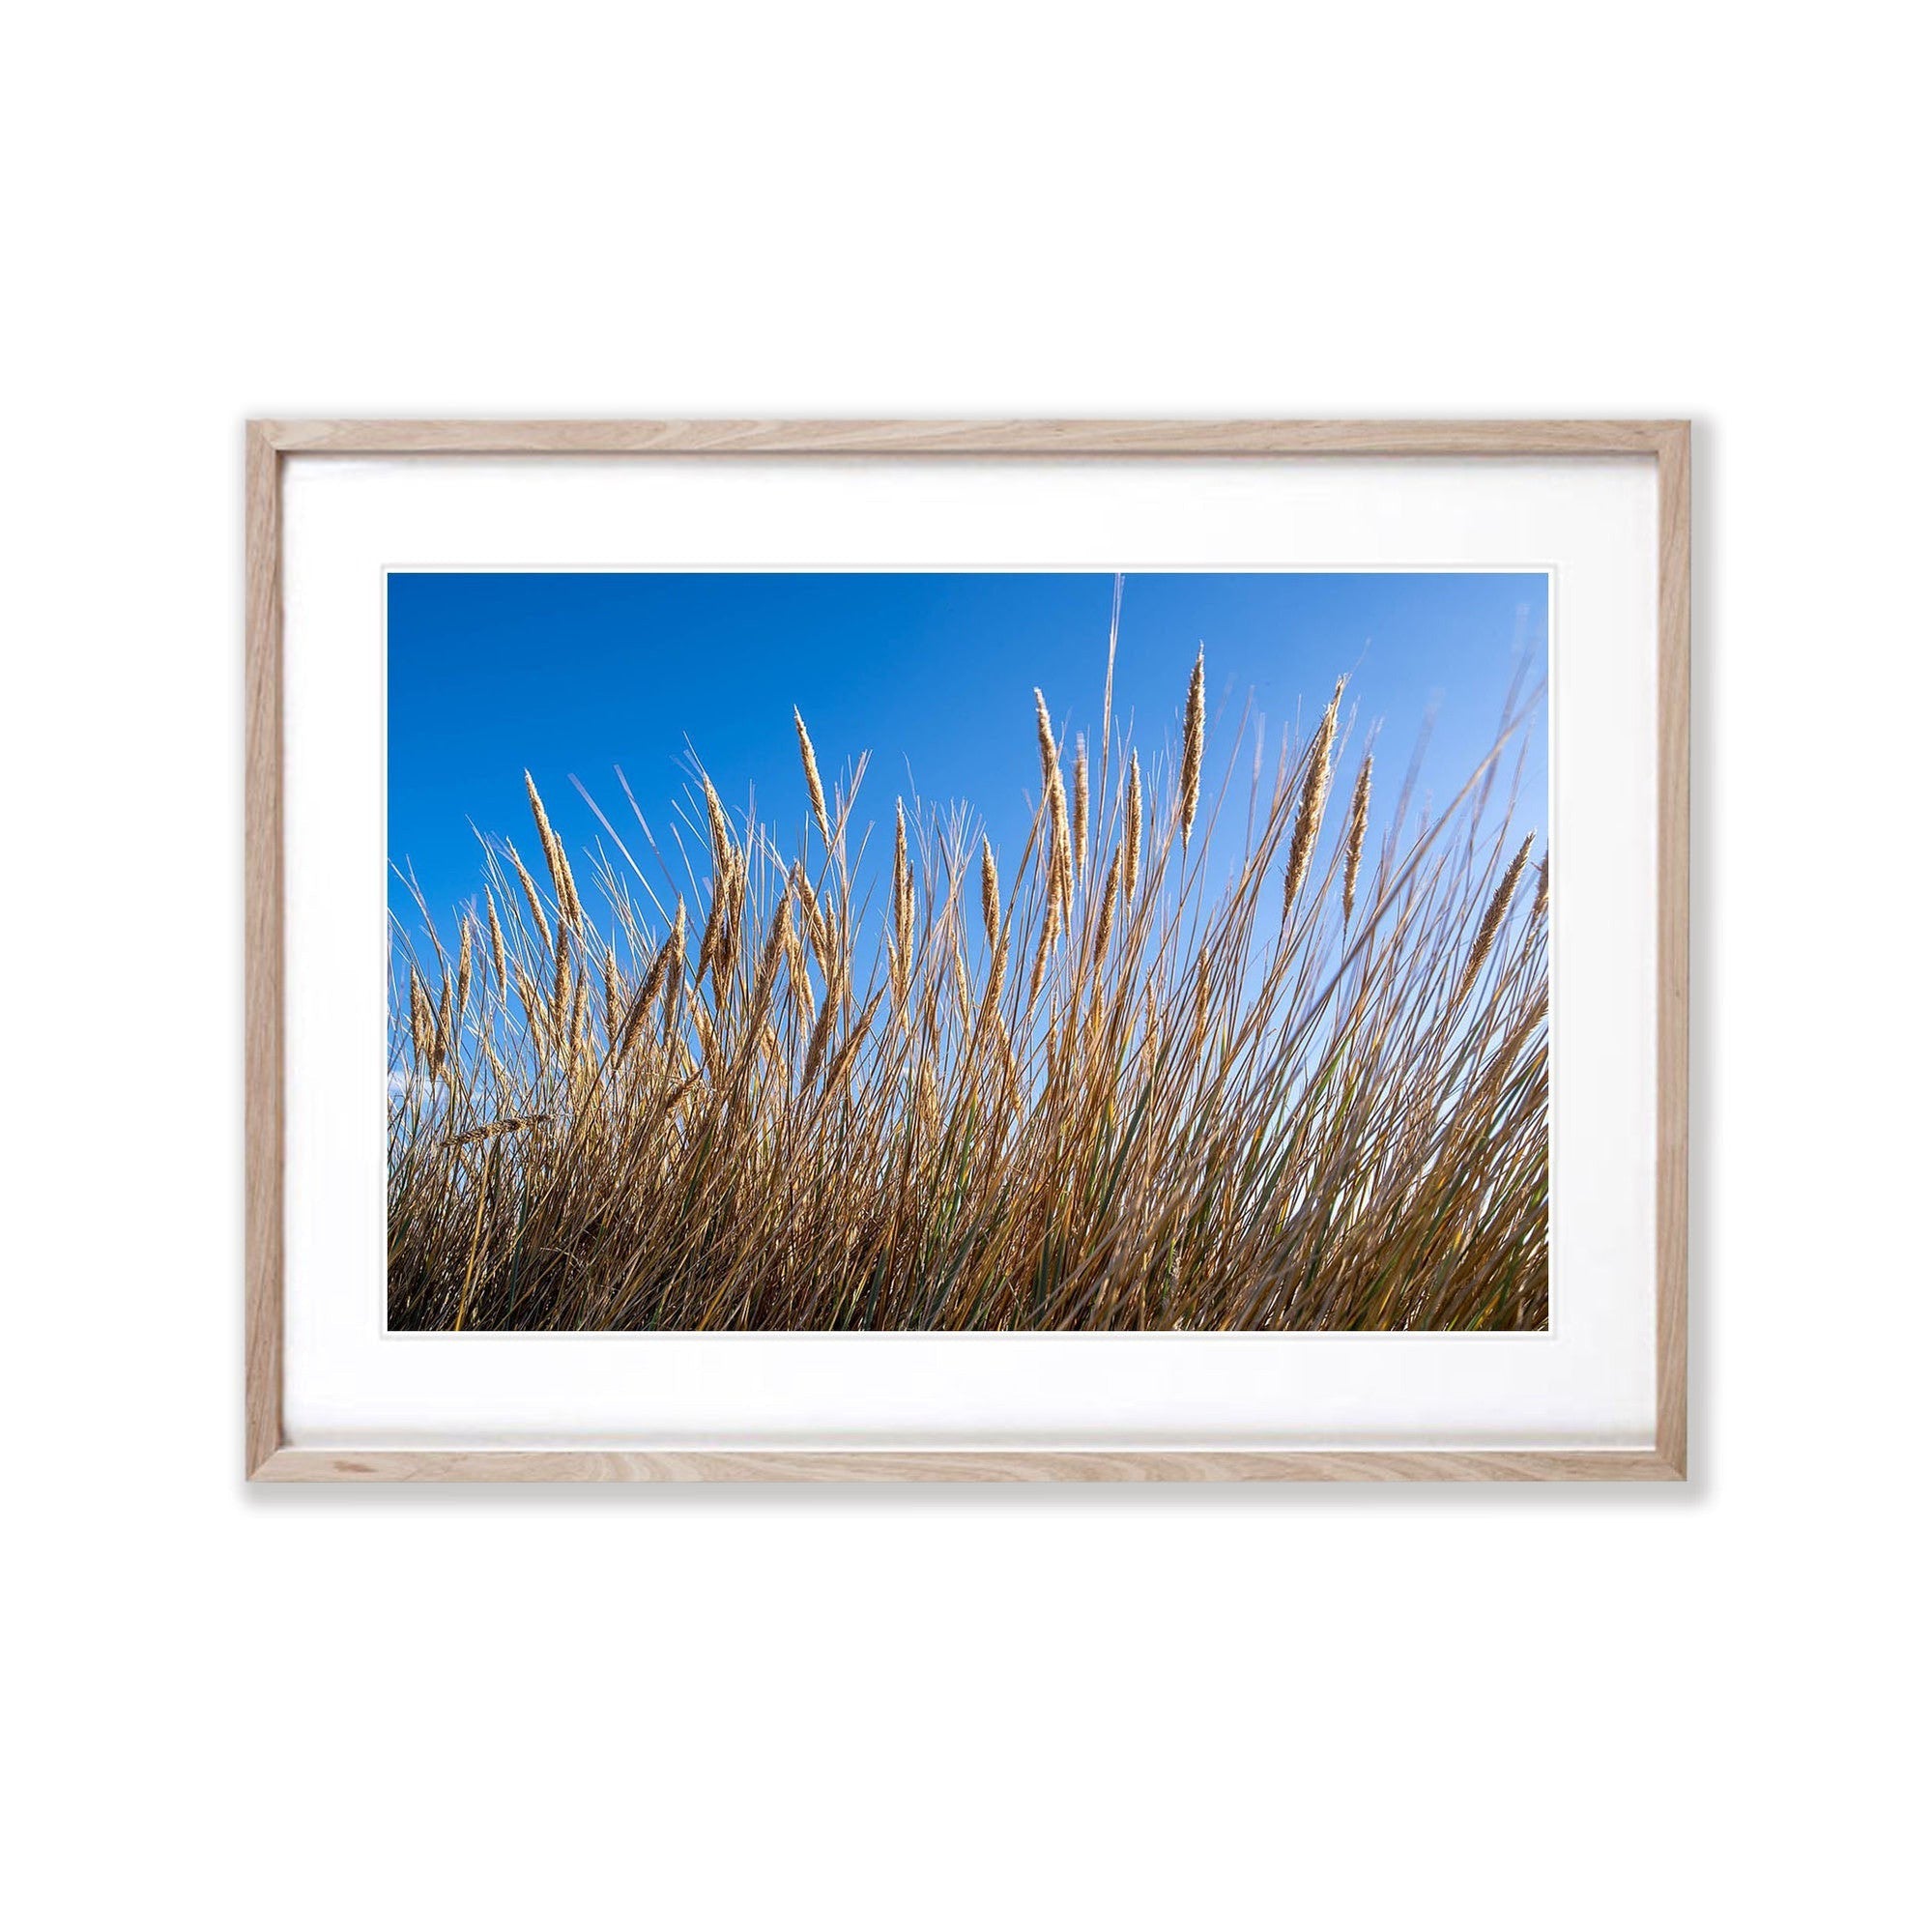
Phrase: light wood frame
[{"left": 245, "top": 418, "right": 1689, "bottom": 1483}]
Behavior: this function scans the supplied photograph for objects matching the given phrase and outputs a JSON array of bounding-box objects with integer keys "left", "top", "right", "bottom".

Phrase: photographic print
[{"left": 387, "top": 569, "right": 1549, "bottom": 1333}]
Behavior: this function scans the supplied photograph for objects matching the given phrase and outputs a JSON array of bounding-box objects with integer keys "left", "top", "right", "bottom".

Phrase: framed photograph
[{"left": 245, "top": 419, "right": 1687, "bottom": 1482}]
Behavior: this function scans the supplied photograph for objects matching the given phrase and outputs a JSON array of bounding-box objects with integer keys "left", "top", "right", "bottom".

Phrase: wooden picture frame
[{"left": 246, "top": 418, "right": 1688, "bottom": 1482}]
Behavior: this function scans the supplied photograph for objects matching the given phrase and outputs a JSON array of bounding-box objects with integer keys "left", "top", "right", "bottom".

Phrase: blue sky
[{"left": 388, "top": 571, "right": 1546, "bottom": 951}]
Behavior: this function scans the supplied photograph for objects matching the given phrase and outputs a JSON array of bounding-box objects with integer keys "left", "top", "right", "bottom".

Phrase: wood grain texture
[
  {"left": 253, "top": 1448, "right": 1685, "bottom": 1484},
  {"left": 1655, "top": 423, "right": 1692, "bottom": 1477},
  {"left": 243, "top": 418, "right": 1691, "bottom": 1484},
  {"left": 245, "top": 423, "right": 283, "bottom": 1478},
  {"left": 258, "top": 418, "right": 1682, "bottom": 458}
]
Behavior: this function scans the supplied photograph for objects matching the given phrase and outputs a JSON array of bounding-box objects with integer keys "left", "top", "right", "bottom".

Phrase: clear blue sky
[{"left": 388, "top": 571, "right": 1546, "bottom": 949}]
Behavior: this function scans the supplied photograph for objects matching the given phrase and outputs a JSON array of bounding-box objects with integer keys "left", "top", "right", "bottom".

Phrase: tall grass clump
[{"left": 388, "top": 635, "right": 1548, "bottom": 1331}]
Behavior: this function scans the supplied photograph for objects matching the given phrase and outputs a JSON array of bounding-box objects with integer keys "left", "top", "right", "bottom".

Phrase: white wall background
[{"left": 5, "top": 6, "right": 1925, "bottom": 1928}]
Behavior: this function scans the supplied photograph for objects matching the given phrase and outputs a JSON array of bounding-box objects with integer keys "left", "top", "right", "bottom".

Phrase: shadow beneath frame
[{"left": 242, "top": 1465, "right": 1708, "bottom": 1514}]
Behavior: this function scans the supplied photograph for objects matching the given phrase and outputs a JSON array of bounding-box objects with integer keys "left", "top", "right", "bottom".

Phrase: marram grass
[{"left": 389, "top": 653, "right": 1547, "bottom": 1332}]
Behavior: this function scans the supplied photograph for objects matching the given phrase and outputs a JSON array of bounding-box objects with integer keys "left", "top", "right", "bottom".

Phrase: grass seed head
[
  {"left": 891, "top": 802, "right": 914, "bottom": 1008},
  {"left": 484, "top": 886, "right": 506, "bottom": 992},
  {"left": 552, "top": 921, "right": 571, "bottom": 1035},
  {"left": 1283, "top": 678, "right": 1343, "bottom": 925},
  {"left": 619, "top": 918, "right": 680, "bottom": 1062},
  {"left": 793, "top": 707, "right": 833, "bottom": 851},
  {"left": 980, "top": 835, "right": 1000, "bottom": 950},
  {"left": 703, "top": 774, "right": 735, "bottom": 873},
  {"left": 1180, "top": 647, "right": 1205, "bottom": 851},
  {"left": 505, "top": 841, "right": 553, "bottom": 954},
  {"left": 1456, "top": 832, "right": 1537, "bottom": 1004},
  {"left": 1072, "top": 735, "right": 1089, "bottom": 880},
  {"left": 408, "top": 967, "right": 432, "bottom": 1068},
  {"left": 1093, "top": 845, "right": 1121, "bottom": 967},
  {"left": 525, "top": 771, "right": 583, "bottom": 932},
  {"left": 456, "top": 919, "right": 474, "bottom": 1021},
  {"left": 1342, "top": 750, "right": 1373, "bottom": 925}
]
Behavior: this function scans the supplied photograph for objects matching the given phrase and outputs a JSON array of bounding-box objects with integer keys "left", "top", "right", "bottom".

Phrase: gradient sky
[{"left": 388, "top": 571, "right": 1547, "bottom": 955}]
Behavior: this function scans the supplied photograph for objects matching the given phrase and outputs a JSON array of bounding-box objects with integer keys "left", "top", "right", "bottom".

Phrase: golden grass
[
  {"left": 1283, "top": 678, "right": 1342, "bottom": 925},
  {"left": 1179, "top": 647, "right": 1204, "bottom": 851},
  {"left": 1341, "top": 751, "right": 1373, "bottom": 927},
  {"left": 1455, "top": 831, "right": 1536, "bottom": 1006},
  {"left": 389, "top": 648, "right": 1548, "bottom": 1332}
]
